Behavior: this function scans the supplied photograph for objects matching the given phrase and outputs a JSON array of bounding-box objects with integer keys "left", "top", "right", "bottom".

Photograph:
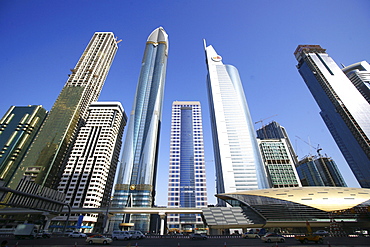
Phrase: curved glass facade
[
  {"left": 204, "top": 42, "right": 269, "bottom": 206},
  {"left": 217, "top": 187, "right": 370, "bottom": 225},
  {"left": 112, "top": 27, "right": 168, "bottom": 232}
]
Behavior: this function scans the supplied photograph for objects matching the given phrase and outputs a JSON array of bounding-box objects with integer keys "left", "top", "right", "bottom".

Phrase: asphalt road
[{"left": 1, "top": 235, "right": 369, "bottom": 247}]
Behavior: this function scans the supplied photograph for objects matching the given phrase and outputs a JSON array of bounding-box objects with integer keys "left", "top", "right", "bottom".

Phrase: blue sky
[{"left": 1, "top": 0, "right": 369, "bottom": 206}]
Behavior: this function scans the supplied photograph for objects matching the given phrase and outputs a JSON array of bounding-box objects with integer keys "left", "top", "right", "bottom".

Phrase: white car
[
  {"left": 128, "top": 230, "right": 145, "bottom": 239},
  {"left": 68, "top": 231, "right": 87, "bottom": 238},
  {"left": 112, "top": 230, "right": 131, "bottom": 240},
  {"left": 86, "top": 234, "right": 112, "bottom": 245},
  {"left": 261, "top": 233, "right": 285, "bottom": 243}
]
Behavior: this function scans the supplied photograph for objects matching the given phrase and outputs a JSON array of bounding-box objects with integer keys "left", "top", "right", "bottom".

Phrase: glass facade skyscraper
[
  {"left": 294, "top": 45, "right": 370, "bottom": 188},
  {"left": 167, "top": 101, "right": 207, "bottom": 233},
  {"left": 296, "top": 156, "right": 347, "bottom": 187},
  {"left": 257, "top": 139, "right": 301, "bottom": 188},
  {"left": 0, "top": 105, "right": 47, "bottom": 186},
  {"left": 257, "top": 121, "right": 299, "bottom": 164},
  {"left": 256, "top": 121, "right": 301, "bottom": 188},
  {"left": 342, "top": 61, "right": 370, "bottom": 104},
  {"left": 9, "top": 32, "right": 118, "bottom": 191},
  {"left": 112, "top": 27, "right": 168, "bottom": 232},
  {"left": 204, "top": 41, "right": 269, "bottom": 206}
]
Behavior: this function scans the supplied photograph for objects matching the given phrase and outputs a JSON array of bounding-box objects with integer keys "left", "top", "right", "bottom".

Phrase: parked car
[
  {"left": 189, "top": 233, "right": 207, "bottom": 240},
  {"left": 128, "top": 230, "right": 145, "bottom": 239},
  {"left": 86, "top": 234, "right": 113, "bottom": 245},
  {"left": 314, "top": 230, "right": 329, "bottom": 236},
  {"left": 242, "top": 232, "right": 260, "bottom": 238},
  {"left": 68, "top": 231, "right": 87, "bottom": 238},
  {"left": 261, "top": 233, "right": 285, "bottom": 243},
  {"left": 112, "top": 230, "right": 131, "bottom": 240}
]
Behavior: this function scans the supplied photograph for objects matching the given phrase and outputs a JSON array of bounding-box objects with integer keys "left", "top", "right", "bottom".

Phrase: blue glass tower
[
  {"left": 294, "top": 45, "right": 370, "bottom": 188},
  {"left": 167, "top": 101, "right": 207, "bottom": 233},
  {"left": 112, "top": 27, "right": 168, "bottom": 232},
  {"left": 204, "top": 41, "right": 269, "bottom": 206}
]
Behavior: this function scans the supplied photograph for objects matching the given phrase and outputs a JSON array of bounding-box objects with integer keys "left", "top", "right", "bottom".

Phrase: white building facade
[
  {"left": 204, "top": 41, "right": 269, "bottom": 206},
  {"left": 167, "top": 101, "right": 207, "bottom": 233},
  {"left": 56, "top": 102, "right": 127, "bottom": 232}
]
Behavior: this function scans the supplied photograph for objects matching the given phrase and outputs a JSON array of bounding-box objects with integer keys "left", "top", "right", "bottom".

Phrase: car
[
  {"left": 112, "top": 230, "right": 131, "bottom": 240},
  {"left": 128, "top": 230, "right": 145, "bottom": 239},
  {"left": 189, "top": 233, "right": 207, "bottom": 240},
  {"left": 261, "top": 233, "right": 285, "bottom": 243},
  {"left": 314, "top": 230, "right": 329, "bottom": 236},
  {"left": 86, "top": 234, "right": 113, "bottom": 245},
  {"left": 68, "top": 231, "right": 87, "bottom": 238},
  {"left": 242, "top": 232, "right": 260, "bottom": 238}
]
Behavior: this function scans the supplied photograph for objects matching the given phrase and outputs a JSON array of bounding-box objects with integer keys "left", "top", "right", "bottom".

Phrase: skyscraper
[
  {"left": 257, "top": 121, "right": 299, "bottom": 164},
  {"left": 0, "top": 105, "right": 47, "bottom": 186},
  {"left": 57, "top": 102, "right": 127, "bottom": 232},
  {"left": 256, "top": 121, "right": 301, "bottom": 188},
  {"left": 257, "top": 139, "right": 301, "bottom": 188},
  {"left": 204, "top": 41, "right": 269, "bottom": 206},
  {"left": 167, "top": 101, "right": 207, "bottom": 233},
  {"left": 294, "top": 45, "right": 370, "bottom": 188},
  {"left": 342, "top": 61, "right": 370, "bottom": 104},
  {"left": 296, "top": 155, "right": 347, "bottom": 187},
  {"left": 112, "top": 27, "right": 168, "bottom": 232},
  {"left": 9, "top": 32, "right": 118, "bottom": 190}
]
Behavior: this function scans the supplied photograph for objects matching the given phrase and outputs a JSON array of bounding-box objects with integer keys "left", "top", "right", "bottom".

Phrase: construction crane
[{"left": 295, "top": 136, "right": 322, "bottom": 156}]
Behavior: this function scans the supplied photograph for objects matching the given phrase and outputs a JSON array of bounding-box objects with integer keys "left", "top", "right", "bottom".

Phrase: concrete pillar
[{"left": 159, "top": 212, "right": 166, "bottom": 235}]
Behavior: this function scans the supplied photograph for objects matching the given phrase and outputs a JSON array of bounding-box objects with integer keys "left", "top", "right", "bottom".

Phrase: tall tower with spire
[
  {"left": 112, "top": 27, "right": 168, "bottom": 232},
  {"left": 204, "top": 41, "right": 269, "bottom": 206}
]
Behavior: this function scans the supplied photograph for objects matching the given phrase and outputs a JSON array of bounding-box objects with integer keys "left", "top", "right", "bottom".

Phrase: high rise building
[
  {"left": 257, "top": 139, "right": 301, "bottom": 188},
  {"left": 294, "top": 45, "right": 370, "bottom": 188},
  {"left": 342, "top": 61, "right": 370, "bottom": 104},
  {"left": 9, "top": 32, "right": 118, "bottom": 190},
  {"left": 296, "top": 155, "right": 347, "bottom": 187},
  {"left": 57, "top": 102, "right": 127, "bottom": 232},
  {"left": 0, "top": 105, "right": 47, "bottom": 186},
  {"left": 112, "top": 27, "right": 168, "bottom": 232},
  {"left": 256, "top": 121, "right": 301, "bottom": 188},
  {"left": 204, "top": 41, "right": 269, "bottom": 206},
  {"left": 257, "top": 121, "right": 299, "bottom": 164},
  {"left": 166, "top": 101, "right": 207, "bottom": 233}
]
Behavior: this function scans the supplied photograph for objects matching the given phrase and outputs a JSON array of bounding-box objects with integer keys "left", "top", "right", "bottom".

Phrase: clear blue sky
[{"left": 1, "top": 0, "right": 369, "bottom": 206}]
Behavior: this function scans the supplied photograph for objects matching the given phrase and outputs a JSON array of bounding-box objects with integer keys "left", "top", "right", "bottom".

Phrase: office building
[
  {"left": 257, "top": 121, "right": 299, "bottom": 164},
  {"left": 296, "top": 155, "right": 347, "bottom": 187},
  {"left": 9, "top": 32, "right": 118, "bottom": 190},
  {"left": 342, "top": 61, "right": 370, "bottom": 104},
  {"left": 112, "top": 27, "right": 168, "bottom": 232},
  {"left": 0, "top": 105, "right": 47, "bottom": 186},
  {"left": 167, "top": 101, "right": 207, "bottom": 233},
  {"left": 294, "top": 45, "right": 370, "bottom": 188},
  {"left": 257, "top": 139, "right": 301, "bottom": 188},
  {"left": 56, "top": 102, "right": 127, "bottom": 232},
  {"left": 204, "top": 41, "right": 269, "bottom": 206}
]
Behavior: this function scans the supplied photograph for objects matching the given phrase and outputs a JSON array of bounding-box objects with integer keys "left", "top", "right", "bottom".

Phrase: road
[{"left": 1, "top": 235, "right": 368, "bottom": 247}]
